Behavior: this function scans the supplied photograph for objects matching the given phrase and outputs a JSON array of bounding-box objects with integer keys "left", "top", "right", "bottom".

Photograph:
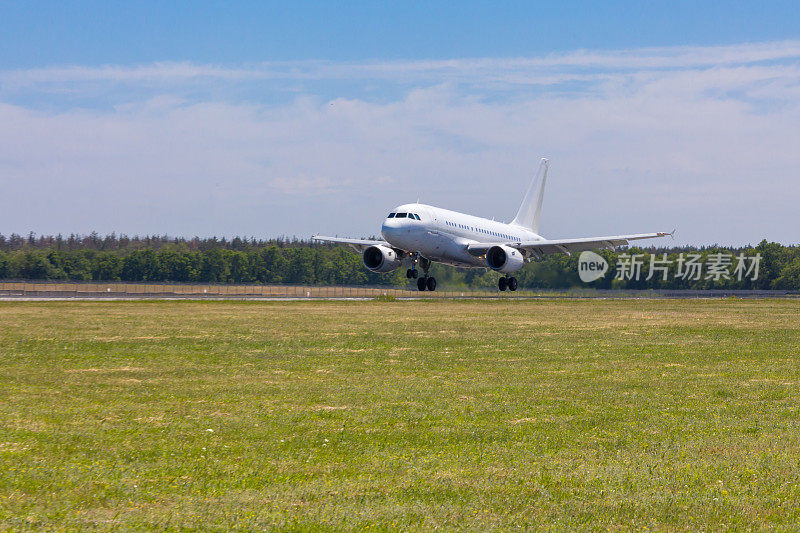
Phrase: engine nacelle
[
  {"left": 486, "top": 245, "right": 525, "bottom": 273},
  {"left": 363, "top": 245, "right": 402, "bottom": 273}
]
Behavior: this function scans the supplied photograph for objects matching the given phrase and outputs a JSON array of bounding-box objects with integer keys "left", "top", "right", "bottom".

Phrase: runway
[{"left": 0, "top": 280, "right": 795, "bottom": 301}]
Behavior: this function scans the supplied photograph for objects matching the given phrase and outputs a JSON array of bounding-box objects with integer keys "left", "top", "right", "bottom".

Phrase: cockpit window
[
  {"left": 395, "top": 212, "right": 407, "bottom": 218},
  {"left": 387, "top": 212, "right": 396, "bottom": 218}
]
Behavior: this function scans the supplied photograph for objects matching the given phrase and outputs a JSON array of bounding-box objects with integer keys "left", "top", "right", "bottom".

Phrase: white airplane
[{"left": 314, "top": 158, "right": 671, "bottom": 291}]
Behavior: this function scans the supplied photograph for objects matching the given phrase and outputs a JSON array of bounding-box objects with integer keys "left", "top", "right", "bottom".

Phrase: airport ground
[
  {"left": 2, "top": 279, "right": 796, "bottom": 300},
  {"left": 1, "top": 299, "right": 799, "bottom": 529}
]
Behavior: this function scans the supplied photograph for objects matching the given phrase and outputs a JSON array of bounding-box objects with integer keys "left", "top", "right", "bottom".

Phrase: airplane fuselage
[{"left": 381, "top": 203, "right": 543, "bottom": 268}]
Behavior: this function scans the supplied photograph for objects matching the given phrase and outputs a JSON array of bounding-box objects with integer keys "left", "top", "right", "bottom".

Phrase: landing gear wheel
[
  {"left": 406, "top": 269, "right": 414, "bottom": 279},
  {"left": 411, "top": 269, "right": 418, "bottom": 279},
  {"left": 417, "top": 277, "right": 427, "bottom": 291},
  {"left": 498, "top": 277, "right": 508, "bottom": 291},
  {"left": 508, "top": 277, "right": 518, "bottom": 291},
  {"left": 426, "top": 277, "right": 437, "bottom": 292}
]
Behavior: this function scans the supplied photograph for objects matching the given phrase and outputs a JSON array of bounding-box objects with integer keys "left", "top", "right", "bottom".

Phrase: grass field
[{"left": 1, "top": 299, "right": 799, "bottom": 530}]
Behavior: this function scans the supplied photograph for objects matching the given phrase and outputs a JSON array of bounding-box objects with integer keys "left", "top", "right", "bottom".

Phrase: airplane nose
[
  {"left": 382, "top": 218, "right": 400, "bottom": 229},
  {"left": 381, "top": 218, "right": 402, "bottom": 239},
  {"left": 381, "top": 223, "right": 396, "bottom": 236}
]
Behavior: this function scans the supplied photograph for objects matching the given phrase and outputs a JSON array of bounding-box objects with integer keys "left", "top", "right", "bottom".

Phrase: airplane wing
[
  {"left": 312, "top": 235, "right": 392, "bottom": 253},
  {"left": 466, "top": 231, "right": 673, "bottom": 258}
]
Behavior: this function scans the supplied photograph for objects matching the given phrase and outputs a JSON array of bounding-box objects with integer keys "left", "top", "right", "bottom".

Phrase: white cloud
[
  {"left": 0, "top": 41, "right": 799, "bottom": 245},
  {"left": 3, "top": 40, "right": 800, "bottom": 88}
]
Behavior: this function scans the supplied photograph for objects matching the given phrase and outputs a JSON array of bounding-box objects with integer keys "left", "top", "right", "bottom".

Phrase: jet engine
[
  {"left": 363, "top": 245, "right": 402, "bottom": 273},
  {"left": 486, "top": 245, "right": 525, "bottom": 273}
]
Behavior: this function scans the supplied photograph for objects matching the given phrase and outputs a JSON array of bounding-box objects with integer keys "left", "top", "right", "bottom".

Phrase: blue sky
[
  {"left": 2, "top": 1, "right": 799, "bottom": 66},
  {"left": 1, "top": 2, "right": 799, "bottom": 245}
]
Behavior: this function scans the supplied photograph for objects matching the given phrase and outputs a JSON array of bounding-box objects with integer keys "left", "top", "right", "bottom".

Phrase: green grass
[{"left": 1, "top": 299, "right": 800, "bottom": 530}]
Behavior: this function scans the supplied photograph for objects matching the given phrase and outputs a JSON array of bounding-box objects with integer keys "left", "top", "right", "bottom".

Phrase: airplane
[{"left": 313, "top": 158, "right": 672, "bottom": 291}]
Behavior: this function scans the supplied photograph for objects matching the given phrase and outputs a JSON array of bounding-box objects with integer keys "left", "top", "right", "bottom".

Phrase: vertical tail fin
[{"left": 510, "top": 157, "right": 549, "bottom": 232}]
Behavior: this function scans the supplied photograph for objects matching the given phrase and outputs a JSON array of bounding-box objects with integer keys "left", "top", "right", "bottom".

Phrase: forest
[{"left": 0, "top": 233, "right": 798, "bottom": 290}]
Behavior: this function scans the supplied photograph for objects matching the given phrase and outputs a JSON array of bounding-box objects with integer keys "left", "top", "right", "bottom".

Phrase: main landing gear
[
  {"left": 499, "top": 276, "right": 518, "bottom": 292},
  {"left": 417, "top": 276, "right": 436, "bottom": 291},
  {"left": 413, "top": 256, "right": 436, "bottom": 291}
]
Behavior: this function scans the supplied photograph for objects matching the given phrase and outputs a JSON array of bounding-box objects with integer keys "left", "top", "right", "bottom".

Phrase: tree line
[{"left": 0, "top": 233, "right": 798, "bottom": 290}]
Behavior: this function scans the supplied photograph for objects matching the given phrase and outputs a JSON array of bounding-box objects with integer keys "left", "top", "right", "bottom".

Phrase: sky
[{"left": 1, "top": 1, "right": 799, "bottom": 246}]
